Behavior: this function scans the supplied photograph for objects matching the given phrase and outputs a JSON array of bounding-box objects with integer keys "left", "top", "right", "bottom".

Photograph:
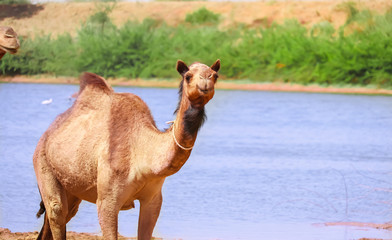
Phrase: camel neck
[
  {"left": 173, "top": 95, "right": 206, "bottom": 150},
  {"left": 152, "top": 93, "right": 206, "bottom": 177}
]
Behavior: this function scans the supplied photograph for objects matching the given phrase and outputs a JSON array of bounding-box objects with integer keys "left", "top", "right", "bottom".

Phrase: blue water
[{"left": 0, "top": 83, "right": 391, "bottom": 240}]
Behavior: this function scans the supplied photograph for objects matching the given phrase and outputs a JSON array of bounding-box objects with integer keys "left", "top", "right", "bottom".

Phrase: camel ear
[
  {"left": 176, "top": 60, "right": 189, "bottom": 76},
  {"left": 211, "top": 59, "right": 220, "bottom": 72}
]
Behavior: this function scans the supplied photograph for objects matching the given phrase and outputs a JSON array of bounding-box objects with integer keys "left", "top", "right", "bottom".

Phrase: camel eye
[
  {"left": 212, "top": 73, "right": 218, "bottom": 82},
  {"left": 185, "top": 74, "right": 192, "bottom": 83}
]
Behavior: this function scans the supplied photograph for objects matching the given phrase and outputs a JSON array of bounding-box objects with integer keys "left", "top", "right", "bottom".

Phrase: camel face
[
  {"left": 177, "top": 59, "right": 220, "bottom": 108},
  {"left": 0, "top": 26, "right": 20, "bottom": 54}
]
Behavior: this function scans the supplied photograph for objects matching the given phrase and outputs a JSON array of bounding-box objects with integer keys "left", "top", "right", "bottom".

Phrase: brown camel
[
  {"left": 0, "top": 26, "right": 19, "bottom": 60},
  {"left": 33, "top": 59, "right": 221, "bottom": 240}
]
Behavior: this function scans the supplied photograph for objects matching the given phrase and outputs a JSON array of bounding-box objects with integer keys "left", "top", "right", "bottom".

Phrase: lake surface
[{"left": 0, "top": 83, "right": 391, "bottom": 240}]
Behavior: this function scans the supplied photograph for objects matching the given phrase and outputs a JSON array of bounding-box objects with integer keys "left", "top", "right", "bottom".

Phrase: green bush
[
  {"left": 86, "top": 1, "right": 116, "bottom": 33},
  {"left": 185, "top": 7, "right": 221, "bottom": 25}
]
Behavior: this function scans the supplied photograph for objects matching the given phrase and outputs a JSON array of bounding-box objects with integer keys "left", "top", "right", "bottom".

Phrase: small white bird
[{"left": 41, "top": 98, "right": 53, "bottom": 105}]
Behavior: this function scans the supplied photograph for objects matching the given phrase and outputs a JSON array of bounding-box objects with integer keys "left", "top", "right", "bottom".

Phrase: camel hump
[{"left": 79, "top": 72, "right": 113, "bottom": 94}]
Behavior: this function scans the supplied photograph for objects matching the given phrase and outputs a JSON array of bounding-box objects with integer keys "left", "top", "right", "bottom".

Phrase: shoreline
[
  {"left": 0, "top": 228, "right": 138, "bottom": 240},
  {"left": 1, "top": 75, "right": 392, "bottom": 96},
  {"left": 1, "top": 222, "right": 391, "bottom": 240}
]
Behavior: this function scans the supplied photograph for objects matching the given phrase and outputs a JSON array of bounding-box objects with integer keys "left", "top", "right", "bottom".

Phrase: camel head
[
  {"left": 0, "top": 26, "right": 20, "bottom": 55},
  {"left": 177, "top": 59, "right": 220, "bottom": 109}
]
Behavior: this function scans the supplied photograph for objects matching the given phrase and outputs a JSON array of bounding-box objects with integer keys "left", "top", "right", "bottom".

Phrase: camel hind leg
[
  {"left": 36, "top": 194, "right": 81, "bottom": 240},
  {"left": 36, "top": 212, "right": 53, "bottom": 240},
  {"left": 36, "top": 180, "right": 67, "bottom": 240},
  {"left": 34, "top": 152, "right": 82, "bottom": 240},
  {"left": 34, "top": 155, "right": 66, "bottom": 239},
  {"left": 36, "top": 200, "right": 52, "bottom": 240}
]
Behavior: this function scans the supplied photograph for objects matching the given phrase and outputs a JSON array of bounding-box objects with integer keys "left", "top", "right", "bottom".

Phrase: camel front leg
[
  {"left": 138, "top": 190, "right": 163, "bottom": 240},
  {"left": 97, "top": 198, "right": 120, "bottom": 240}
]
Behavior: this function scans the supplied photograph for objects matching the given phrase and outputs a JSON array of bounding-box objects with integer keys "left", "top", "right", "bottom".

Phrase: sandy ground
[
  {"left": 0, "top": 227, "right": 152, "bottom": 240},
  {"left": 1, "top": 1, "right": 392, "bottom": 37},
  {"left": 1, "top": 222, "right": 391, "bottom": 240}
]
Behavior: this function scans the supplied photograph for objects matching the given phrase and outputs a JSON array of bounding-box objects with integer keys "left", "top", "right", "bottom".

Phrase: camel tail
[
  {"left": 79, "top": 72, "right": 113, "bottom": 95},
  {"left": 36, "top": 200, "right": 46, "bottom": 218}
]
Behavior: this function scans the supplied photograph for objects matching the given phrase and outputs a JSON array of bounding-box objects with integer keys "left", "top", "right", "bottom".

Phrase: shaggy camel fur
[
  {"left": 0, "top": 26, "right": 19, "bottom": 60},
  {"left": 33, "top": 59, "right": 220, "bottom": 240}
]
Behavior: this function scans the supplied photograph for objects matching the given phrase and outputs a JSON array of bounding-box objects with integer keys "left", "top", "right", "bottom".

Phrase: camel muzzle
[
  {"left": 196, "top": 78, "right": 215, "bottom": 94},
  {"left": 0, "top": 45, "right": 18, "bottom": 54}
]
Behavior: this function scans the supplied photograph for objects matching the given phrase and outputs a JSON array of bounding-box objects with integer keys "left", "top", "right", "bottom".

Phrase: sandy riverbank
[
  {"left": 1, "top": 75, "right": 392, "bottom": 95},
  {"left": 0, "top": 227, "right": 141, "bottom": 240},
  {"left": 1, "top": 222, "right": 391, "bottom": 240}
]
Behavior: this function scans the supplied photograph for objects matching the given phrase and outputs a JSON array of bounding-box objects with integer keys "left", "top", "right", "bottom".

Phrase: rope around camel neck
[{"left": 167, "top": 121, "right": 194, "bottom": 151}]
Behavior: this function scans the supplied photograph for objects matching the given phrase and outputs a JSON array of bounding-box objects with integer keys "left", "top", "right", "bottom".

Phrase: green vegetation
[
  {"left": 1, "top": 6, "right": 392, "bottom": 88},
  {"left": 86, "top": 0, "right": 116, "bottom": 33},
  {"left": 0, "top": 0, "right": 30, "bottom": 4},
  {"left": 185, "top": 7, "right": 221, "bottom": 25}
]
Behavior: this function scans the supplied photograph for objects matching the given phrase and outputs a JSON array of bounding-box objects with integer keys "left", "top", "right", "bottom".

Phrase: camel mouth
[
  {"left": 197, "top": 85, "right": 213, "bottom": 94},
  {"left": 0, "top": 45, "right": 18, "bottom": 54}
]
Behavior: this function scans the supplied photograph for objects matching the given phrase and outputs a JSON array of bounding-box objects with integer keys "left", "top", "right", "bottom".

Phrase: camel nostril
[
  {"left": 197, "top": 75, "right": 216, "bottom": 94},
  {"left": 197, "top": 84, "right": 214, "bottom": 94}
]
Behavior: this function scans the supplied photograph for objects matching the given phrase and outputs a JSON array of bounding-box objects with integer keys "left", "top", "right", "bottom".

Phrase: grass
[{"left": 1, "top": 5, "right": 392, "bottom": 88}]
